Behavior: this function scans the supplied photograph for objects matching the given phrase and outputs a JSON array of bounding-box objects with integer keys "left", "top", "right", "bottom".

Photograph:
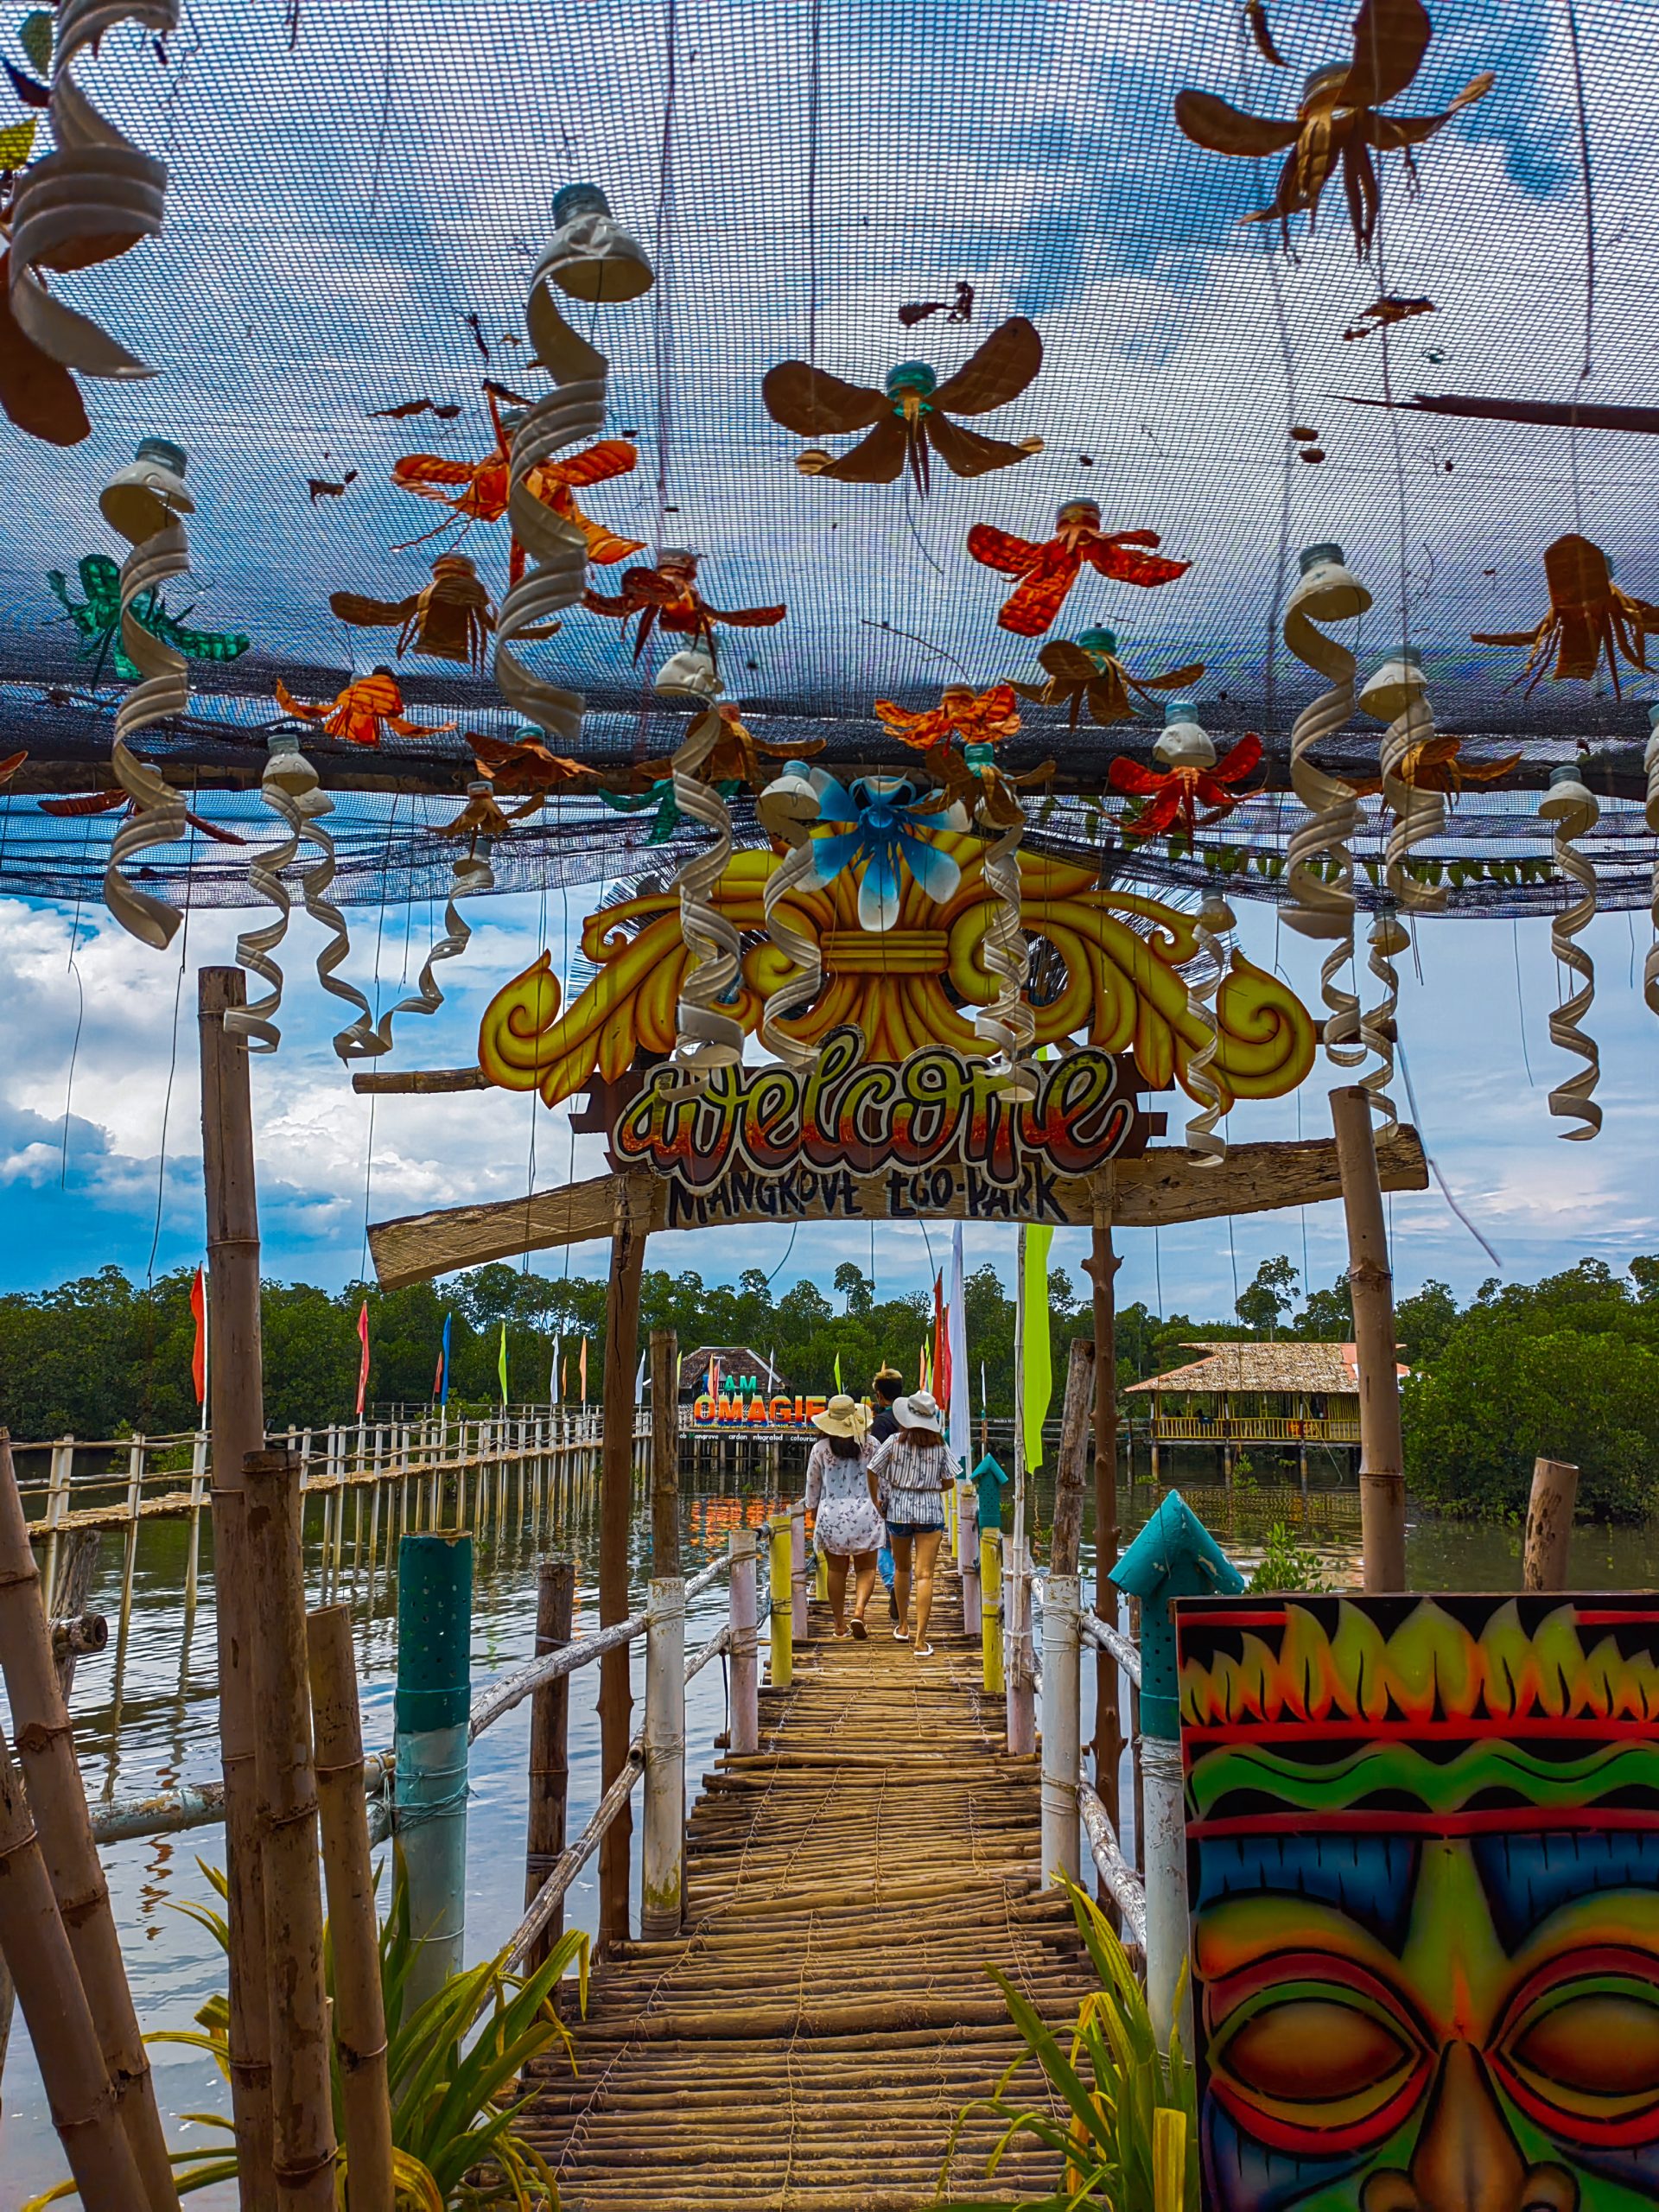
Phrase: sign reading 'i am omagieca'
[{"left": 608, "top": 1025, "right": 1154, "bottom": 1230}]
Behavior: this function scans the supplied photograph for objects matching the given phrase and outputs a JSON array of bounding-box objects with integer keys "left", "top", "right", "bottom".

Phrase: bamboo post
[
  {"left": 1524, "top": 1458, "right": 1580, "bottom": 1592},
  {"left": 0, "top": 1721, "right": 148, "bottom": 2209},
  {"left": 1039, "top": 1339, "right": 1092, "bottom": 1885},
  {"left": 1088, "top": 1192, "right": 1125, "bottom": 1866},
  {"left": 244, "top": 1450, "right": 337, "bottom": 2209},
  {"left": 599, "top": 1203, "right": 647, "bottom": 1952},
  {"left": 767, "top": 1513, "right": 793, "bottom": 1688},
  {"left": 395, "top": 1531, "right": 473, "bottom": 2011},
  {"left": 1007, "top": 1227, "right": 1034, "bottom": 1757},
  {"left": 41, "top": 1437, "right": 72, "bottom": 1605},
  {"left": 183, "top": 1427, "right": 207, "bottom": 1618},
  {"left": 0, "top": 1435, "right": 179, "bottom": 2209},
  {"left": 958, "top": 1484, "right": 982, "bottom": 1638},
  {"left": 644, "top": 1329, "right": 685, "bottom": 1937},
  {"left": 1330, "top": 1085, "right": 1408, "bottom": 1592},
  {"left": 524, "top": 1560, "right": 575, "bottom": 1973},
  {"left": 49, "top": 1528, "right": 103, "bottom": 1704},
  {"left": 980, "top": 1529, "right": 1003, "bottom": 1696},
  {"left": 1050, "top": 1338, "right": 1094, "bottom": 1578},
  {"left": 728, "top": 1529, "right": 759, "bottom": 1755},
  {"left": 199, "top": 964, "right": 276, "bottom": 2208},
  {"left": 306, "top": 1606, "right": 394, "bottom": 2212}
]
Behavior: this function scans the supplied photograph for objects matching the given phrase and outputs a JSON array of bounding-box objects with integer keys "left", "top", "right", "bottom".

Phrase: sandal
[
  {"left": 893, "top": 1627, "right": 911, "bottom": 1642},
  {"left": 914, "top": 1643, "right": 935, "bottom": 1659},
  {"left": 849, "top": 1618, "right": 868, "bottom": 1640},
  {"left": 833, "top": 1624, "right": 850, "bottom": 1639}
]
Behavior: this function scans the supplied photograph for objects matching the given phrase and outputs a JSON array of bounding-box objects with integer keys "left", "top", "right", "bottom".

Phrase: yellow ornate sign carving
[{"left": 478, "top": 837, "right": 1316, "bottom": 1109}]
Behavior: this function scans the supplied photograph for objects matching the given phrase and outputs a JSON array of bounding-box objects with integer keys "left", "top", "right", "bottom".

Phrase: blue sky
[{"left": 3, "top": 880, "right": 1653, "bottom": 1319}]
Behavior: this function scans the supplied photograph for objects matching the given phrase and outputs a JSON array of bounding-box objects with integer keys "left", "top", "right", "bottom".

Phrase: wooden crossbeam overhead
[{"left": 367, "top": 1128, "right": 1428, "bottom": 1289}]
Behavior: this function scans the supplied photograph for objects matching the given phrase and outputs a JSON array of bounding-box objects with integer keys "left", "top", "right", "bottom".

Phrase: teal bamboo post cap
[
  {"left": 1110, "top": 1491, "right": 1243, "bottom": 1740},
  {"left": 972, "top": 1452, "right": 1010, "bottom": 1535},
  {"left": 396, "top": 1532, "right": 474, "bottom": 1734}
]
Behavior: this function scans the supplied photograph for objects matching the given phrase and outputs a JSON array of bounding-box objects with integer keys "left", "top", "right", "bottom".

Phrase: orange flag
[
  {"left": 355, "top": 1300, "right": 371, "bottom": 1417},
  {"left": 579, "top": 1336, "right": 589, "bottom": 1403},
  {"left": 190, "top": 1265, "right": 207, "bottom": 1408}
]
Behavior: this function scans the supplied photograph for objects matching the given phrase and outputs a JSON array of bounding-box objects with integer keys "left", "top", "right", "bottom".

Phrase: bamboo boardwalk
[{"left": 523, "top": 1565, "right": 1096, "bottom": 2210}]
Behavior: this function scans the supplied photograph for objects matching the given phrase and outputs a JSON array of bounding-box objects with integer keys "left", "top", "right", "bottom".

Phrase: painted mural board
[{"left": 1174, "top": 1591, "right": 1659, "bottom": 2212}]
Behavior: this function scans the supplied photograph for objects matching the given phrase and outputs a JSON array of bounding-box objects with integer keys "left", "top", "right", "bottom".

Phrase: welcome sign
[{"left": 608, "top": 1027, "right": 1153, "bottom": 1230}]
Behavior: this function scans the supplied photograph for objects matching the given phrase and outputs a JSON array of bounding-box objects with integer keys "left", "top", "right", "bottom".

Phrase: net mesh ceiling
[{"left": 0, "top": 0, "right": 1654, "bottom": 912}]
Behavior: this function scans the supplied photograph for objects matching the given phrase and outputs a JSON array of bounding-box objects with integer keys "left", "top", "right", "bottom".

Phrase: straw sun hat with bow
[{"left": 812, "top": 1394, "right": 873, "bottom": 1439}]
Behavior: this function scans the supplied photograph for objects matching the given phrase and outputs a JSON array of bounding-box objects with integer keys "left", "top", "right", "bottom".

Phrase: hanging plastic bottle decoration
[
  {"left": 227, "top": 733, "right": 335, "bottom": 1053},
  {"left": 1358, "top": 649, "right": 1446, "bottom": 913},
  {"left": 9, "top": 0, "right": 178, "bottom": 416},
  {"left": 657, "top": 645, "right": 746, "bottom": 1088},
  {"left": 1537, "top": 760, "right": 1602, "bottom": 1141},
  {"left": 98, "top": 438, "right": 194, "bottom": 949},
  {"left": 495, "top": 184, "right": 654, "bottom": 745},
  {"left": 1184, "top": 892, "right": 1235, "bottom": 1165},
  {"left": 1360, "top": 902, "right": 1409, "bottom": 1128},
  {"left": 756, "top": 761, "right": 828, "bottom": 1070},
  {"left": 1283, "top": 542, "right": 1371, "bottom": 1065},
  {"left": 972, "top": 744, "right": 1037, "bottom": 1101},
  {"left": 341, "top": 835, "right": 498, "bottom": 1059}
]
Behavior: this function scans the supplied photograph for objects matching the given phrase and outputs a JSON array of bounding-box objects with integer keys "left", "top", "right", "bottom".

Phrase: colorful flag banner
[
  {"left": 434, "top": 1310, "right": 452, "bottom": 1406},
  {"left": 355, "top": 1300, "right": 371, "bottom": 1417},
  {"left": 834, "top": 1351, "right": 843, "bottom": 1395},
  {"left": 190, "top": 1263, "right": 207, "bottom": 1410},
  {"left": 1021, "top": 1224, "right": 1054, "bottom": 1471},
  {"left": 551, "top": 1332, "right": 562, "bottom": 1404},
  {"left": 579, "top": 1337, "right": 588, "bottom": 1403}
]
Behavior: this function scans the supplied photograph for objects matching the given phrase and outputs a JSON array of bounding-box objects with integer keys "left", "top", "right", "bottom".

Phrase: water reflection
[{"left": 1, "top": 1459, "right": 1654, "bottom": 2207}]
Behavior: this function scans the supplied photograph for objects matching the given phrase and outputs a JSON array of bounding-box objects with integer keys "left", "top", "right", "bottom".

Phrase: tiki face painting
[{"left": 1174, "top": 1595, "right": 1659, "bottom": 2211}]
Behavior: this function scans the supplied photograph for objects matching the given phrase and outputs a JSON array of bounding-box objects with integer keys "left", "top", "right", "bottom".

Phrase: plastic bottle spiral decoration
[
  {"left": 9, "top": 0, "right": 177, "bottom": 382},
  {"left": 757, "top": 762, "right": 826, "bottom": 1069},
  {"left": 1283, "top": 543, "right": 1372, "bottom": 1065},
  {"left": 656, "top": 646, "right": 745, "bottom": 1089},
  {"left": 968, "top": 744, "right": 1036, "bottom": 1099},
  {"left": 226, "top": 734, "right": 333, "bottom": 1052},
  {"left": 333, "top": 838, "right": 497, "bottom": 1061},
  {"left": 494, "top": 186, "right": 653, "bottom": 743},
  {"left": 1644, "top": 705, "right": 1659, "bottom": 1019},
  {"left": 98, "top": 439, "right": 194, "bottom": 949},
  {"left": 1359, "top": 904, "right": 1409, "bottom": 1128},
  {"left": 1184, "top": 892, "right": 1235, "bottom": 1164},
  {"left": 1538, "top": 760, "right": 1602, "bottom": 1141},
  {"left": 1359, "top": 650, "right": 1447, "bottom": 915}
]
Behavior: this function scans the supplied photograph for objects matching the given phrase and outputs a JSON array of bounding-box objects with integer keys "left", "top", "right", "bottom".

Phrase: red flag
[
  {"left": 355, "top": 1300, "right": 371, "bottom": 1417},
  {"left": 190, "top": 1265, "right": 207, "bottom": 1408},
  {"left": 579, "top": 1336, "right": 589, "bottom": 1403},
  {"left": 933, "top": 1270, "right": 950, "bottom": 1428}
]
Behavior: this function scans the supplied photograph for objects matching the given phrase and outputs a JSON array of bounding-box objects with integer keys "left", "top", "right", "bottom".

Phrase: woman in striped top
[{"left": 868, "top": 1389, "right": 954, "bottom": 1658}]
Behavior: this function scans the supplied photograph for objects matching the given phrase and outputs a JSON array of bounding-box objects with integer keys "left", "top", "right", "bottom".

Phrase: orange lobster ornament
[
  {"left": 967, "top": 500, "right": 1189, "bottom": 637},
  {"left": 1010, "top": 626, "right": 1205, "bottom": 726},
  {"left": 330, "top": 554, "right": 497, "bottom": 672},
  {"left": 762, "top": 317, "right": 1044, "bottom": 493},
  {"left": 273, "top": 671, "right": 454, "bottom": 749},
  {"left": 1471, "top": 534, "right": 1659, "bottom": 699},
  {"left": 468, "top": 728, "right": 601, "bottom": 801},
  {"left": 1108, "top": 713, "right": 1263, "bottom": 842},
  {"left": 391, "top": 387, "right": 643, "bottom": 583},
  {"left": 1174, "top": 0, "right": 1495, "bottom": 257},
  {"left": 582, "top": 549, "right": 786, "bottom": 670},
  {"left": 874, "top": 681, "right": 1047, "bottom": 828}
]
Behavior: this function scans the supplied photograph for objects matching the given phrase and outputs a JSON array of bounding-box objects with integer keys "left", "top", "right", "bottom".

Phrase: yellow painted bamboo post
[
  {"left": 981, "top": 1529, "right": 1003, "bottom": 1694},
  {"left": 815, "top": 1545, "right": 828, "bottom": 1600},
  {"left": 768, "top": 1512, "right": 793, "bottom": 1688}
]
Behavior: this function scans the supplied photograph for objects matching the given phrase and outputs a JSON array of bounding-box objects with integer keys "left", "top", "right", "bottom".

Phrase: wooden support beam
[
  {"left": 1331, "top": 1087, "right": 1408, "bottom": 1594},
  {"left": 367, "top": 1129, "right": 1429, "bottom": 1287},
  {"left": 599, "top": 1206, "right": 648, "bottom": 1953},
  {"left": 351, "top": 1068, "right": 491, "bottom": 1096}
]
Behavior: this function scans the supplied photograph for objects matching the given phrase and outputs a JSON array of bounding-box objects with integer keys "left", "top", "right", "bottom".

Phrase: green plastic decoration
[
  {"left": 598, "top": 774, "right": 740, "bottom": 845},
  {"left": 47, "top": 554, "right": 251, "bottom": 683}
]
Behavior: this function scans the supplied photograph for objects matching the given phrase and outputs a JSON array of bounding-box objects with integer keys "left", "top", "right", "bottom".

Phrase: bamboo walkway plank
[{"left": 522, "top": 1566, "right": 1096, "bottom": 2210}]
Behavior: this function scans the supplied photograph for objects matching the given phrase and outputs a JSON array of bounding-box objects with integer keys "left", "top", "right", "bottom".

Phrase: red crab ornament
[
  {"left": 967, "top": 499, "right": 1189, "bottom": 637},
  {"left": 1109, "top": 711, "right": 1262, "bottom": 841}
]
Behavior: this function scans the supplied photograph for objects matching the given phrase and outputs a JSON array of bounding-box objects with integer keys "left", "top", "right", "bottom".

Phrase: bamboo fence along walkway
[{"left": 523, "top": 1568, "right": 1097, "bottom": 2211}]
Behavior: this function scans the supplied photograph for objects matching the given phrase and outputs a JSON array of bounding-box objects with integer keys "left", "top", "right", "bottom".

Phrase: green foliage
[
  {"left": 938, "top": 1881, "right": 1198, "bottom": 2211},
  {"left": 1233, "top": 1255, "right": 1298, "bottom": 1335},
  {"left": 125, "top": 1859, "right": 588, "bottom": 2209},
  {"left": 1248, "top": 1522, "right": 1326, "bottom": 1593}
]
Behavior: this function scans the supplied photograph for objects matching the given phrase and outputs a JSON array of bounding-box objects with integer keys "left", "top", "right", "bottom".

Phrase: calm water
[{"left": 2, "top": 1457, "right": 1656, "bottom": 2207}]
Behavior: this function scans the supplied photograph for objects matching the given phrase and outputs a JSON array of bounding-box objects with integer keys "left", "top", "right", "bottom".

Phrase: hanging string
[
  {"left": 652, "top": 0, "right": 681, "bottom": 544},
  {"left": 58, "top": 814, "right": 97, "bottom": 1187},
  {"left": 146, "top": 851, "right": 194, "bottom": 1282},
  {"left": 765, "top": 1220, "right": 800, "bottom": 1287},
  {"left": 1397, "top": 1037, "right": 1502, "bottom": 1269},
  {"left": 1512, "top": 918, "right": 1536, "bottom": 1086},
  {"left": 806, "top": 0, "right": 822, "bottom": 371},
  {"left": 1562, "top": 0, "right": 1597, "bottom": 383}
]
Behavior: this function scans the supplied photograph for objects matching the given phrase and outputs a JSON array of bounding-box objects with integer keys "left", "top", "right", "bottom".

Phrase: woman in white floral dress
[{"left": 803, "top": 1395, "right": 883, "bottom": 1638}]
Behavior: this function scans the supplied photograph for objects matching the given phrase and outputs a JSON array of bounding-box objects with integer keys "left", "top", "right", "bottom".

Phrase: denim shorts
[{"left": 885, "top": 1520, "right": 939, "bottom": 1541}]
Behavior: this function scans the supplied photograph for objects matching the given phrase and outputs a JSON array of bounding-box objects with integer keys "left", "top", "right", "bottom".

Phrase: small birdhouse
[
  {"left": 971, "top": 1452, "right": 1010, "bottom": 1536},
  {"left": 1110, "top": 1490, "right": 1243, "bottom": 1741}
]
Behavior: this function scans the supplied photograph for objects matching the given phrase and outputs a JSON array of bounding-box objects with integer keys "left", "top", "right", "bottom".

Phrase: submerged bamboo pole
[
  {"left": 1330, "top": 1085, "right": 1408, "bottom": 1592},
  {"left": 0, "top": 1434, "right": 180, "bottom": 2209},
  {"left": 1524, "top": 1458, "right": 1580, "bottom": 1592},
  {"left": 245, "top": 1448, "right": 338, "bottom": 2209},
  {"left": 0, "top": 1720, "right": 148, "bottom": 2208},
  {"left": 599, "top": 1208, "right": 647, "bottom": 1951},
  {"left": 307, "top": 1606, "right": 394, "bottom": 2212},
  {"left": 199, "top": 964, "right": 277, "bottom": 2209},
  {"left": 524, "top": 1559, "right": 575, "bottom": 1973}
]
